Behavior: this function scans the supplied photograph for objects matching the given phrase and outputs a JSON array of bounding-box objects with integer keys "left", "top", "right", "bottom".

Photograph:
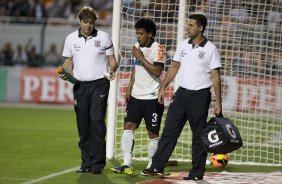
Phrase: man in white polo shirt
[
  {"left": 143, "top": 14, "right": 222, "bottom": 181},
  {"left": 60, "top": 6, "right": 118, "bottom": 174}
]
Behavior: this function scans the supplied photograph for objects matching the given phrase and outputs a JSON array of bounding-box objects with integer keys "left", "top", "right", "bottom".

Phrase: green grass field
[{"left": 0, "top": 106, "right": 281, "bottom": 184}]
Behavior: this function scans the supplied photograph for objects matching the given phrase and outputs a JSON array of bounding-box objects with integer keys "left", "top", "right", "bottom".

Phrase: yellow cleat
[{"left": 110, "top": 165, "right": 133, "bottom": 175}]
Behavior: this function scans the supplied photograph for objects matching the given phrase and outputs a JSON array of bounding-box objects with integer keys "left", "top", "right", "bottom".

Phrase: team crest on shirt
[
  {"left": 198, "top": 51, "right": 206, "bottom": 59},
  {"left": 94, "top": 40, "right": 101, "bottom": 48}
]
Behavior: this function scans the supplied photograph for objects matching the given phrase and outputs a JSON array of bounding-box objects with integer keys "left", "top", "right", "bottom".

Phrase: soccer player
[
  {"left": 142, "top": 14, "right": 223, "bottom": 181},
  {"left": 110, "top": 18, "right": 165, "bottom": 175},
  {"left": 60, "top": 6, "right": 118, "bottom": 174}
]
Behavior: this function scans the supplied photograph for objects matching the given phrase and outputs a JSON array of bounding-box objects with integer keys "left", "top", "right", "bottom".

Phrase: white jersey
[
  {"left": 62, "top": 29, "right": 114, "bottom": 81},
  {"left": 173, "top": 38, "right": 222, "bottom": 90},
  {"left": 131, "top": 41, "right": 164, "bottom": 99}
]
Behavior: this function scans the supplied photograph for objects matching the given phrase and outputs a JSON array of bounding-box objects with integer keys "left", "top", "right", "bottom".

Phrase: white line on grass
[
  {"left": 0, "top": 178, "right": 30, "bottom": 181},
  {"left": 21, "top": 166, "right": 80, "bottom": 184},
  {"left": 21, "top": 146, "right": 151, "bottom": 184}
]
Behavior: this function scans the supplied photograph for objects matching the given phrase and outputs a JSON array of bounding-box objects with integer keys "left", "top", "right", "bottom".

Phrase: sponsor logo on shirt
[
  {"left": 198, "top": 51, "right": 206, "bottom": 59},
  {"left": 181, "top": 50, "right": 187, "bottom": 57},
  {"left": 74, "top": 44, "right": 81, "bottom": 51},
  {"left": 158, "top": 45, "right": 164, "bottom": 61},
  {"left": 133, "top": 59, "right": 141, "bottom": 66}
]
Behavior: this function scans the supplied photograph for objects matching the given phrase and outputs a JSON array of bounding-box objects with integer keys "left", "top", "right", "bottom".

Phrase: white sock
[
  {"left": 121, "top": 130, "right": 134, "bottom": 167},
  {"left": 147, "top": 138, "right": 159, "bottom": 168}
]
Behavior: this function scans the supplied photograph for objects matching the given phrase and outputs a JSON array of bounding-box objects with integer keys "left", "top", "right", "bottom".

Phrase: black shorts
[{"left": 125, "top": 96, "right": 164, "bottom": 133}]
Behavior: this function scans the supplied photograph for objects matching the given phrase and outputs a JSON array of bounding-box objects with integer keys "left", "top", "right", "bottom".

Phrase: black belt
[
  {"left": 179, "top": 87, "right": 210, "bottom": 91},
  {"left": 78, "top": 78, "right": 107, "bottom": 84}
]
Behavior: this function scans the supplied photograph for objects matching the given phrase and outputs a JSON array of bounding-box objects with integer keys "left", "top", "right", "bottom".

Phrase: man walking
[
  {"left": 142, "top": 14, "right": 222, "bottom": 181},
  {"left": 60, "top": 6, "right": 118, "bottom": 174}
]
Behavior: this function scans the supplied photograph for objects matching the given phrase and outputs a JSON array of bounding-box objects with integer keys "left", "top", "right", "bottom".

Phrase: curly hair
[{"left": 134, "top": 18, "right": 157, "bottom": 37}]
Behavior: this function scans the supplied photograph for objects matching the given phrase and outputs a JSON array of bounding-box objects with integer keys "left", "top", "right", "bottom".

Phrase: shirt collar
[
  {"left": 140, "top": 39, "right": 154, "bottom": 48},
  {"left": 78, "top": 28, "right": 98, "bottom": 38},
  {"left": 188, "top": 37, "right": 208, "bottom": 48}
]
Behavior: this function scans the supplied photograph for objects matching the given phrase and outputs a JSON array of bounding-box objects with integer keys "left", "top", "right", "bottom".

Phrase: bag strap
[
  {"left": 207, "top": 113, "right": 224, "bottom": 124},
  {"left": 215, "top": 113, "right": 224, "bottom": 118}
]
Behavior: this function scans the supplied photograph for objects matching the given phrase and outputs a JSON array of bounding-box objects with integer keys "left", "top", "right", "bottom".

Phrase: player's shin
[
  {"left": 147, "top": 138, "right": 159, "bottom": 168},
  {"left": 122, "top": 130, "right": 135, "bottom": 167}
]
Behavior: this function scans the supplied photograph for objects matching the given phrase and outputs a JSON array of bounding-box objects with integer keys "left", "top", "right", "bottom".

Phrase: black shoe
[
  {"left": 76, "top": 168, "right": 91, "bottom": 173},
  {"left": 183, "top": 175, "right": 203, "bottom": 180},
  {"left": 141, "top": 168, "right": 163, "bottom": 176},
  {"left": 92, "top": 168, "right": 103, "bottom": 174}
]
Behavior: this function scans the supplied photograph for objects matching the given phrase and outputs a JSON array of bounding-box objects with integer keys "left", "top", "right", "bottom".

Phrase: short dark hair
[
  {"left": 134, "top": 18, "right": 156, "bottom": 37},
  {"left": 189, "top": 14, "right": 207, "bottom": 33},
  {"left": 78, "top": 6, "right": 97, "bottom": 21}
]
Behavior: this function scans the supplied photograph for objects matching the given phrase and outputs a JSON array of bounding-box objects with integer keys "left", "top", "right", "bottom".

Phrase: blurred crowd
[
  {"left": 120, "top": 0, "right": 282, "bottom": 76},
  {"left": 0, "top": 0, "right": 113, "bottom": 23},
  {"left": 0, "top": 38, "right": 62, "bottom": 67},
  {"left": 0, "top": 0, "right": 281, "bottom": 76},
  {"left": 0, "top": 0, "right": 113, "bottom": 67}
]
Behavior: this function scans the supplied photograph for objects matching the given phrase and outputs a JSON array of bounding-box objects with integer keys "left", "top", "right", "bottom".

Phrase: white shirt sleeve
[
  {"left": 210, "top": 46, "right": 222, "bottom": 69},
  {"left": 62, "top": 36, "right": 72, "bottom": 57},
  {"left": 105, "top": 35, "right": 115, "bottom": 56},
  {"left": 172, "top": 43, "right": 182, "bottom": 63}
]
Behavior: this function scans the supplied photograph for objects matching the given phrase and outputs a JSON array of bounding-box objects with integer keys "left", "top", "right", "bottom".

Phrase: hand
[
  {"left": 132, "top": 46, "right": 144, "bottom": 61},
  {"left": 158, "top": 86, "right": 165, "bottom": 104},
  {"left": 59, "top": 73, "right": 68, "bottom": 80},
  {"left": 105, "top": 71, "right": 115, "bottom": 81},
  {"left": 214, "top": 102, "right": 222, "bottom": 117}
]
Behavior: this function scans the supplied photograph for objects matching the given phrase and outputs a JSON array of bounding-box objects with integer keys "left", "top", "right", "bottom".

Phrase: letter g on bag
[{"left": 208, "top": 129, "right": 219, "bottom": 143}]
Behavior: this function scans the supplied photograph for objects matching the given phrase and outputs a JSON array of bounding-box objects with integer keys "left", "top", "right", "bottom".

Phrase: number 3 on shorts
[{"left": 152, "top": 113, "right": 158, "bottom": 123}]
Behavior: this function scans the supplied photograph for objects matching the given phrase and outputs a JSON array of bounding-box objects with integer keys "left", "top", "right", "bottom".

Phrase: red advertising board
[
  {"left": 19, "top": 68, "right": 282, "bottom": 114},
  {"left": 236, "top": 77, "right": 282, "bottom": 113},
  {"left": 222, "top": 76, "right": 282, "bottom": 113},
  {"left": 20, "top": 68, "right": 74, "bottom": 104}
]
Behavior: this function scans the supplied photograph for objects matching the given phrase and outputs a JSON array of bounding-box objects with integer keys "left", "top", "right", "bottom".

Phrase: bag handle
[{"left": 215, "top": 112, "right": 224, "bottom": 118}]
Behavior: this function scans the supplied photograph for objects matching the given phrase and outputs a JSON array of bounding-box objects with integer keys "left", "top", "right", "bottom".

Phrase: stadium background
[
  {"left": 0, "top": 0, "right": 281, "bottom": 183},
  {"left": 0, "top": 0, "right": 281, "bottom": 111}
]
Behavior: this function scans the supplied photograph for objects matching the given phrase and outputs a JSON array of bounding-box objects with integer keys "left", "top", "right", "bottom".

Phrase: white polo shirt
[
  {"left": 62, "top": 29, "right": 115, "bottom": 81},
  {"left": 131, "top": 41, "right": 165, "bottom": 99},
  {"left": 173, "top": 38, "right": 222, "bottom": 90}
]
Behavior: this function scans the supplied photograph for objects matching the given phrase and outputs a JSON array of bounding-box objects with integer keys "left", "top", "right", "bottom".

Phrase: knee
[
  {"left": 124, "top": 122, "right": 138, "bottom": 130},
  {"left": 148, "top": 130, "right": 159, "bottom": 139},
  {"left": 78, "top": 141, "right": 89, "bottom": 149}
]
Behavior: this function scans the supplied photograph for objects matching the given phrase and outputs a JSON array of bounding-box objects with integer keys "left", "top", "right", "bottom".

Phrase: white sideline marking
[
  {"left": 0, "top": 178, "right": 30, "bottom": 181},
  {"left": 21, "top": 166, "right": 80, "bottom": 184}
]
